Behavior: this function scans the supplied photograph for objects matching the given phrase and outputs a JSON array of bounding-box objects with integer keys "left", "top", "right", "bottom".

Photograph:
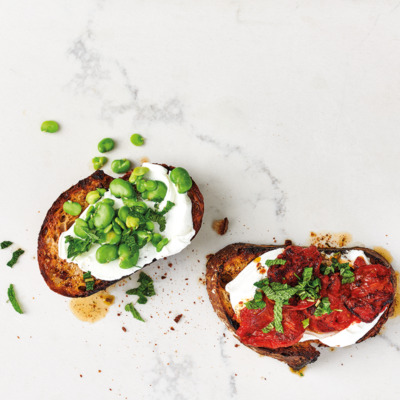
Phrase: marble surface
[{"left": 1, "top": 1, "right": 400, "bottom": 399}]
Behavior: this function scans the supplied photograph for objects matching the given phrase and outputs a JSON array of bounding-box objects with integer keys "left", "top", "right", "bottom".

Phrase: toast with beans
[{"left": 38, "top": 166, "right": 204, "bottom": 297}]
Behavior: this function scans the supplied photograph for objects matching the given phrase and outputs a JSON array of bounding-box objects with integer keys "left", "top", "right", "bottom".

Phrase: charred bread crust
[
  {"left": 38, "top": 165, "right": 204, "bottom": 298},
  {"left": 206, "top": 243, "right": 396, "bottom": 370}
]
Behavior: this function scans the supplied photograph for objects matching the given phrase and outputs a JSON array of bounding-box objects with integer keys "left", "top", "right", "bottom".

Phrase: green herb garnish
[
  {"left": 83, "top": 271, "right": 95, "bottom": 291},
  {"left": 7, "top": 284, "right": 23, "bottom": 314},
  {"left": 265, "top": 258, "right": 286, "bottom": 267},
  {"left": 125, "top": 303, "right": 145, "bottom": 322},
  {"left": 1, "top": 241, "right": 12, "bottom": 249},
  {"left": 126, "top": 272, "right": 155, "bottom": 304},
  {"left": 302, "top": 318, "right": 310, "bottom": 329},
  {"left": 7, "top": 249, "right": 24, "bottom": 268},
  {"left": 294, "top": 267, "right": 321, "bottom": 300},
  {"left": 244, "top": 291, "right": 266, "bottom": 309},
  {"left": 321, "top": 257, "right": 355, "bottom": 284},
  {"left": 313, "top": 297, "right": 333, "bottom": 317},
  {"left": 65, "top": 236, "right": 93, "bottom": 260}
]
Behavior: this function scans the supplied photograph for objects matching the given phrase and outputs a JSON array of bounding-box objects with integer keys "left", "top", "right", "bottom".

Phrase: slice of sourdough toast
[
  {"left": 206, "top": 243, "right": 396, "bottom": 370},
  {"left": 38, "top": 165, "right": 204, "bottom": 298}
]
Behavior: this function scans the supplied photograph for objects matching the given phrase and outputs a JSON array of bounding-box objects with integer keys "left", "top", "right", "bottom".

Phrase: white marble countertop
[{"left": 1, "top": 1, "right": 400, "bottom": 399}]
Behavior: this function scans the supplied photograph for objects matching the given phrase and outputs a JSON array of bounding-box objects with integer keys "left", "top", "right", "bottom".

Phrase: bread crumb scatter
[
  {"left": 212, "top": 218, "right": 229, "bottom": 235},
  {"left": 122, "top": 327, "right": 127, "bottom": 332},
  {"left": 174, "top": 314, "right": 183, "bottom": 323}
]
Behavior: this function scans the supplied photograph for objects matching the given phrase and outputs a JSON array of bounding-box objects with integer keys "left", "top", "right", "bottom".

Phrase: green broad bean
[
  {"left": 156, "top": 238, "right": 169, "bottom": 252},
  {"left": 145, "top": 221, "right": 154, "bottom": 231},
  {"left": 122, "top": 197, "right": 139, "bottom": 207},
  {"left": 92, "top": 156, "right": 108, "bottom": 170},
  {"left": 144, "top": 180, "right": 157, "bottom": 191},
  {"left": 118, "top": 244, "right": 131, "bottom": 259},
  {"left": 126, "top": 216, "right": 140, "bottom": 230},
  {"left": 118, "top": 244, "right": 139, "bottom": 269},
  {"left": 151, "top": 233, "right": 162, "bottom": 246},
  {"left": 136, "top": 180, "right": 147, "bottom": 193},
  {"left": 101, "top": 198, "right": 115, "bottom": 206},
  {"left": 63, "top": 201, "right": 82, "bottom": 216},
  {"left": 86, "top": 190, "right": 101, "bottom": 204},
  {"left": 103, "top": 224, "right": 113, "bottom": 234},
  {"left": 74, "top": 218, "right": 89, "bottom": 238},
  {"left": 97, "top": 188, "right": 106, "bottom": 196},
  {"left": 88, "top": 219, "right": 95, "bottom": 230},
  {"left": 96, "top": 244, "right": 118, "bottom": 263},
  {"left": 105, "top": 231, "right": 121, "bottom": 245},
  {"left": 98, "top": 138, "right": 115, "bottom": 153},
  {"left": 112, "top": 220, "right": 122, "bottom": 235},
  {"left": 128, "top": 166, "right": 149, "bottom": 183},
  {"left": 130, "top": 133, "right": 145, "bottom": 146},
  {"left": 118, "top": 206, "right": 130, "bottom": 223},
  {"left": 145, "top": 181, "right": 167, "bottom": 202},
  {"left": 137, "top": 231, "right": 151, "bottom": 247},
  {"left": 93, "top": 203, "right": 115, "bottom": 229},
  {"left": 114, "top": 217, "right": 126, "bottom": 231},
  {"left": 120, "top": 254, "right": 139, "bottom": 269},
  {"left": 170, "top": 167, "right": 192, "bottom": 194},
  {"left": 85, "top": 206, "right": 95, "bottom": 222},
  {"left": 41, "top": 120, "right": 59, "bottom": 133},
  {"left": 111, "top": 159, "right": 131, "bottom": 174},
  {"left": 109, "top": 178, "right": 134, "bottom": 198},
  {"left": 129, "top": 201, "right": 148, "bottom": 214}
]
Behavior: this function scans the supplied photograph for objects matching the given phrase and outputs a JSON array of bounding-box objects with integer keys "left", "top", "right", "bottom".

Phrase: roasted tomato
[
  {"left": 268, "top": 245, "right": 322, "bottom": 285},
  {"left": 345, "top": 260, "right": 394, "bottom": 323},
  {"left": 305, "top": 274, "right": 358, "bottom": 333},
  {"left": 237, "top": 299, "right": 305, "bottom": 348}
]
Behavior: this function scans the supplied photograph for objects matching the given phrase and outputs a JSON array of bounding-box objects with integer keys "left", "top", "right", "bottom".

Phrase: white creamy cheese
[
  {"left": 58, "top": 163, "right": 195, "bottom": 281},
  {"left": 226, "top": 247, "right": 385, "bottom": 348},
  {"left": 225, "top": 248, "right": 284, "bottom": 314}
]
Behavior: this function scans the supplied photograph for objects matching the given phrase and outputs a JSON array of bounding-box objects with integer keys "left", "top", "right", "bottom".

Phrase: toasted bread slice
[
  {"left": 206, "top": 243, "right": 396, "bottom": 370},
  {"left": 38, "top": 165, "right": 204, "bottom": 297}
]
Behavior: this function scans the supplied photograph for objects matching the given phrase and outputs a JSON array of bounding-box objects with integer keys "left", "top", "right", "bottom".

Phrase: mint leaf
[
  {"left": 7, "top": 249, "right": 24, "bottom": 267},
  {"left": 125, "top": 303, "right": 145, "bottom": 322},
  {"left": 1, "top": 241, "right": 12, "bottom": 249},
  {"left": 314, "top": 297, "right": 333, "bottom": 317},
  {"left": 7, "top": 284, "right": 23, "bottom": 314},
  {"left": 245, "top": 291, "right": 266, "bottom": 309},
  {"left": 265, "top": 258, "right": 286, "bottom": 267},
  {"left": 83, "top": 271, "right": 95, "bottom": 291}
]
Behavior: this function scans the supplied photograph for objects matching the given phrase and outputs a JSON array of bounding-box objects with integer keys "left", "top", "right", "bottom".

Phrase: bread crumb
[
  {"left": 212, "top": 218, "right": 229, "bottom": 235},
  {"left": 174, "top": 314, "right": 183, "bottom": 323}
]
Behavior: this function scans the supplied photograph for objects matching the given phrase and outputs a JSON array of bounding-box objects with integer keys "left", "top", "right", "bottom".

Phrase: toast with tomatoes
[
  {"left": 206, "top": 242, "right": 396, "bottom": 370},
  {"left": 38, "top": 166, "right": 204, "bottom": 297}
]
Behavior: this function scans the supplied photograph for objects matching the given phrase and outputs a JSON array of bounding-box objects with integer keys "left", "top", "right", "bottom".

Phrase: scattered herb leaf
[
  {"left": 7, "top": 249, "right": 24, "bottom": 268},
  {"left": 7, "top": 284, "right": 23, "bottom": 314},
  {"left": 125, "top": 303, "right": 144, "bottom": 322},
  {"left": 1, "top": 241, "right": 12, "bottom": 249}
]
